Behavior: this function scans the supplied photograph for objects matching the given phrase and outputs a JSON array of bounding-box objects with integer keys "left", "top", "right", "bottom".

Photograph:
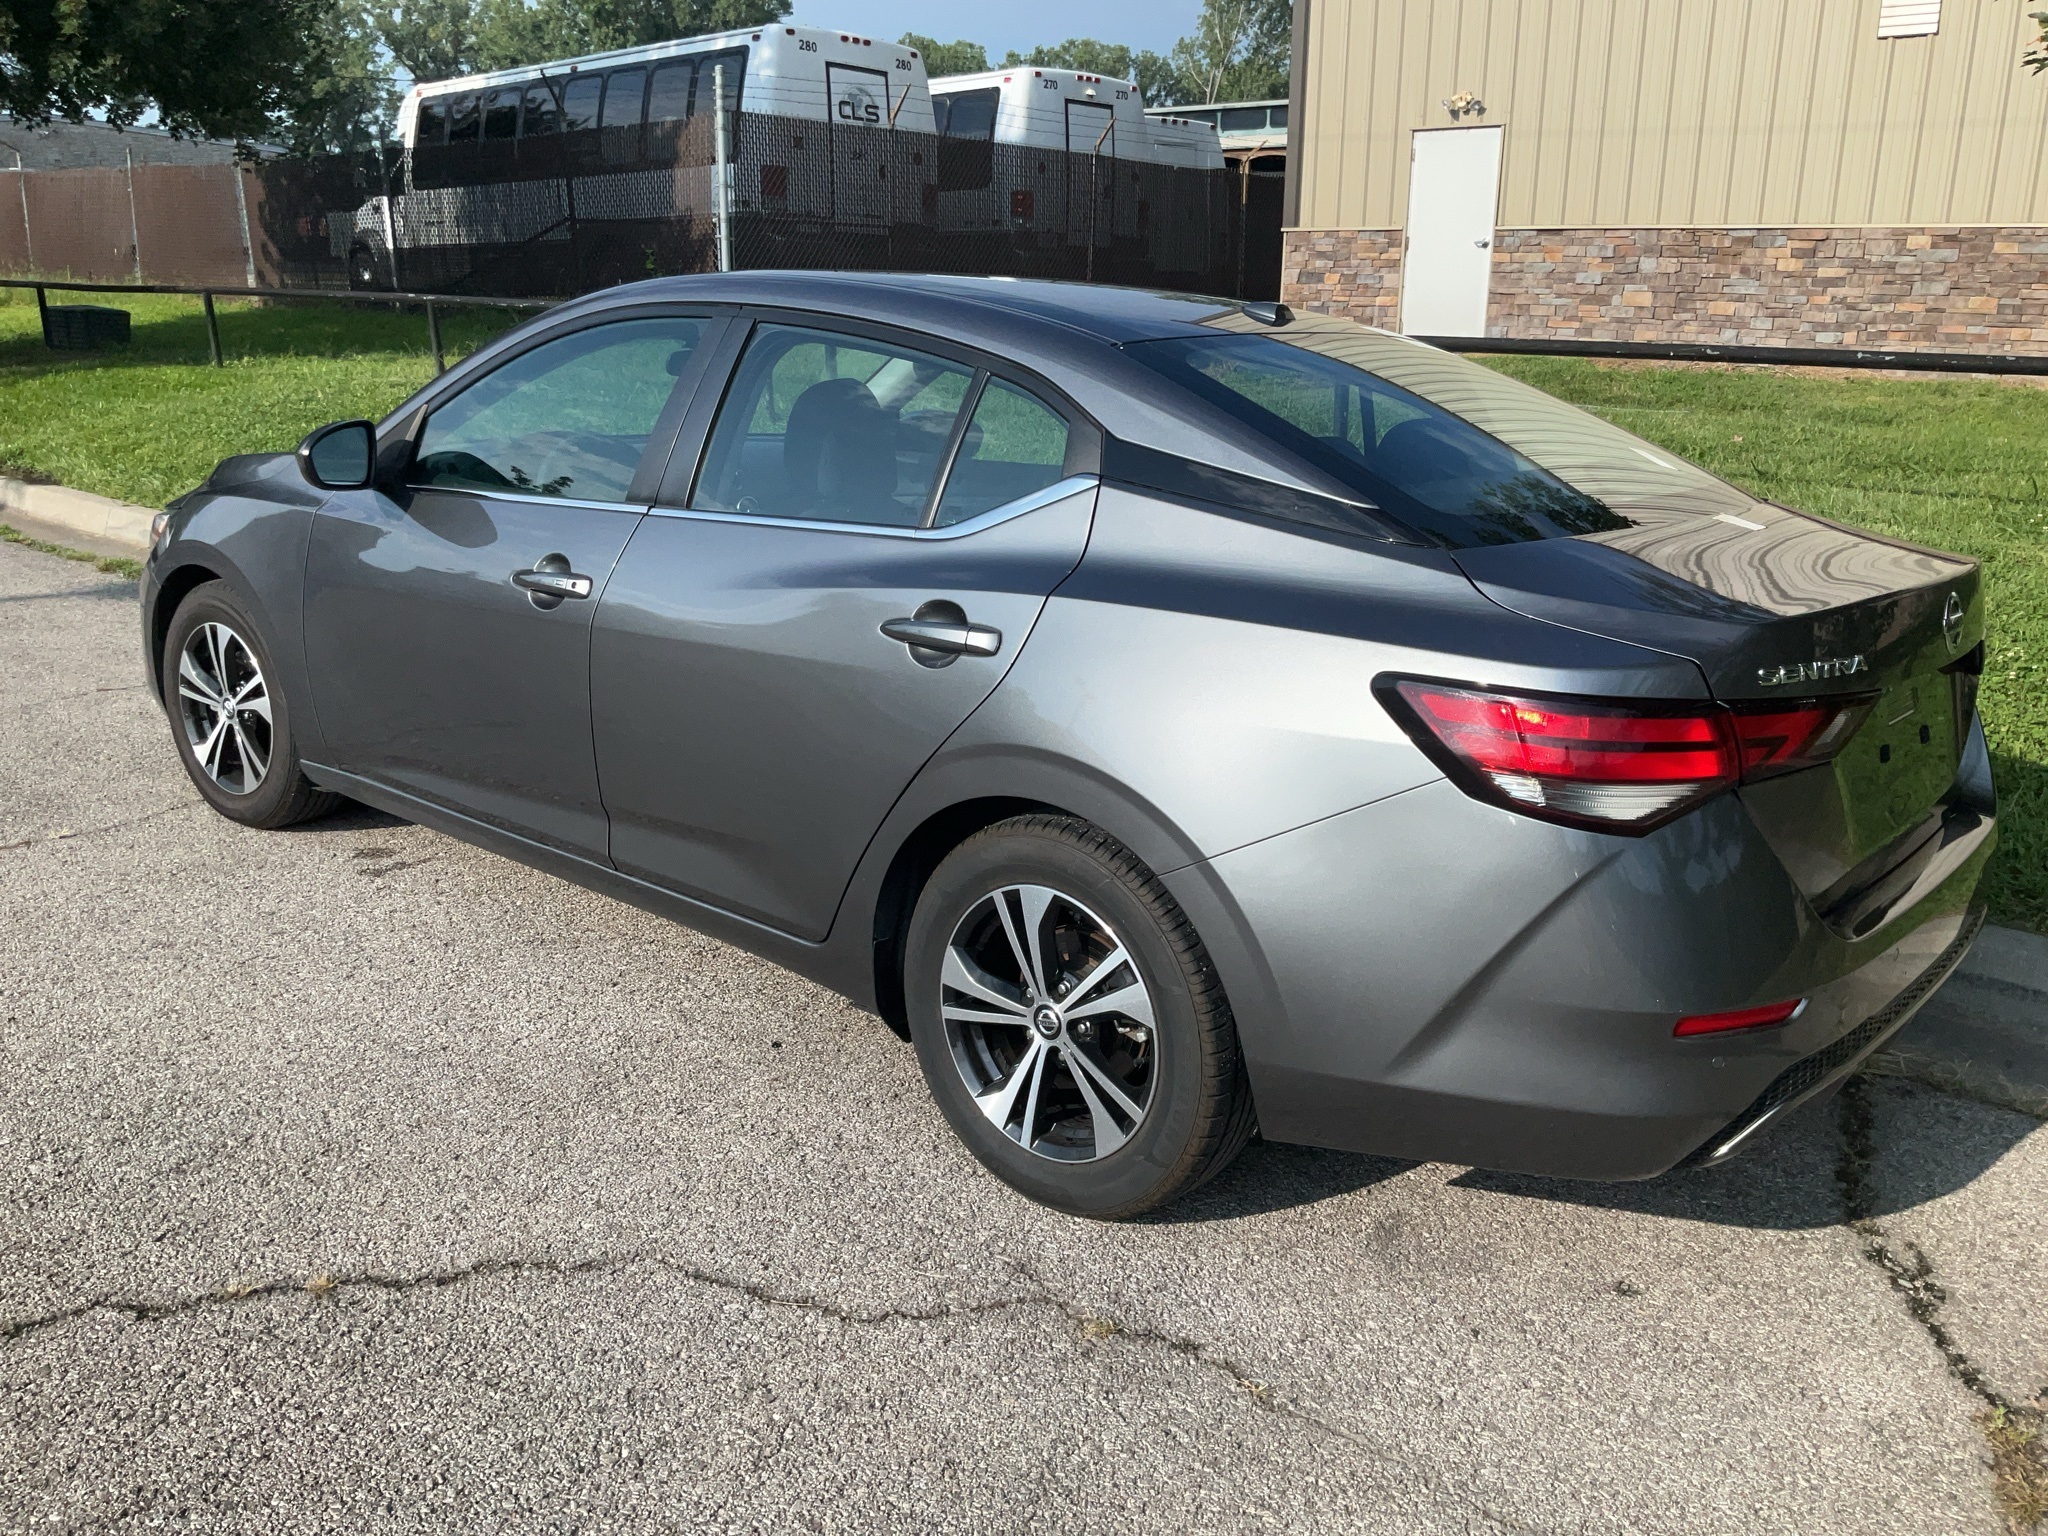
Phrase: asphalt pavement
[{"left": 2, "top": 538, "right": 2044, "bottom": 1535}]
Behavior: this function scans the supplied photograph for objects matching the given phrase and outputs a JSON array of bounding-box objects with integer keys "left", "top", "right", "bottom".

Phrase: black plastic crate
[{"left": 41, "top": 304, "right": 132, "bottom": 351}]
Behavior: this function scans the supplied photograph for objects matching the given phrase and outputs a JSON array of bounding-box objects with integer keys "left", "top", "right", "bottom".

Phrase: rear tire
[
  {"left": 904, "top": 814, "right": 1256, "bottom": 1218},
  {"left": 162, "top": 582, "right": 340, "bottom": 830}
]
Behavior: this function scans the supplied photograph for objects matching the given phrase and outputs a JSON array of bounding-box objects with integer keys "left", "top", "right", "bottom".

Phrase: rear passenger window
[
  {"left": 692, "top": 325, "right": 974, "bottom": 527},
  {"left": 602, "top": 69, "right": 645, "bottom": 127},
  {"left": 416, "top": 98, "right": 449, "bottom": 144},
  {"left": 483, "top": 88, "right": 520, "bottom": 140},
  {"left": 933, "top": 381, "right": 1071, "bottom": 526},
  {"left": 521, "top": 85, "right": 560, "bottom": 136},
  {"left": 446, "top": 94, "right": 481, "bottom": 143},
  {"left": 562, "top": 75, "right": 602, "bottom": 131},
  {"left": 649, "top": 62, "right": 694, "bottom": 121},
  {"left": 412, "top": 318, "right": 705, "bottom": 503}
]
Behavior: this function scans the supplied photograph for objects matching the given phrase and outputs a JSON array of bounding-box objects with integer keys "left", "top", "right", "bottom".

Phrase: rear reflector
[
  {"left": 1674, "top": 999, "right": 1805, "bottom": 1037},
  {"left": 1378, "top": 677, "right": 1874, "bottom": 833}
]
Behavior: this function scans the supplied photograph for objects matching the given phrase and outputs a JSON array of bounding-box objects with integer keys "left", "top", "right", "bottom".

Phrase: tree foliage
[
  {"left": 2026, "top": 8, "right": 2048, "bottom": 73},
  {"left": 1165, "top": 0, "right": 1291, "bottom": 104},
  {"left": 372, "top": 0, "right": 787, "bottom": 83},
  {"left": 998, "top": 39, "right": 1178, "bottom": 105},
  {"left": 0, "top": 0, "right": 340, "bottom": 140},
  {"left": 898, "top": 34, "right": 987, "bottom": 78}
]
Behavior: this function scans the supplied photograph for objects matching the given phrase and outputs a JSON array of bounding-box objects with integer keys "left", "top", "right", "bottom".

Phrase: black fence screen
[{"left": 263, "top": 111, "right": 1243, "bottom": 300}]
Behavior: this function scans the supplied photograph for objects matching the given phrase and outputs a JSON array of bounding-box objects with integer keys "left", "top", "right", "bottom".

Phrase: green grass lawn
[
  {"left": 0, "top": 289, "right": 526, "bottom": 508},
  {"left": 0, "top": 294, "right": 2040, "bottom": 930}
]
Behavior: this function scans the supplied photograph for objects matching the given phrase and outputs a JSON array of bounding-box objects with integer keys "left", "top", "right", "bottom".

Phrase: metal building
[{"left": 1280, "top": 0, "right": 2048, "bottom": 352}]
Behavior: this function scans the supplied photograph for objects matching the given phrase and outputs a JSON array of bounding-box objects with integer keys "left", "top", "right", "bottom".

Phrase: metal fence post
[
  {"left": 202, "top": 291, "right": 222, "bottom": 365},
  {"left": 713, "top": 64, "right": 732, "bottom": 273},
  {"left": 232, "top": 165, "right": 257, "bottom": 288},
  {"left": 427, "top": 300, "right": 445, "bottom": 374},
  {"left": 124, "top": 146, "right": 142, "bottom": 280},
  {"left": 11, "top": 148, "right": 31, "bottom": 274}
]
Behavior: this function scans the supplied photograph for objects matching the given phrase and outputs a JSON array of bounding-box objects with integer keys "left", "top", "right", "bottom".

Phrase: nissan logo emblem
[{"left": 1942, "top": 591, "right": 1966, "bottom": 652}]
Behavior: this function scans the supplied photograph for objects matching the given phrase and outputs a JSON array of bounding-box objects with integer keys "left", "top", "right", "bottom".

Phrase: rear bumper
[{"left": 1168, "top": 768, "right": 1996, "bottom": 1181}]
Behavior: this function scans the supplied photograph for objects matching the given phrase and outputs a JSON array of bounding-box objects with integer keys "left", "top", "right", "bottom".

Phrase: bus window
[
  {"left": 649, "top": 61, "right": 694, "bottom": 121},
  {"left": 415, "top": 97, "right": 448, "bottom": 145},
  {"left": 691, "top": 49, "right": 746, "bottom": 116},
  {"left": 483, "top": 88, "right": 520, "bottom": 140},
  {"left": 601, "top": 68, "right": 646, "bottom": 126},
  {"left": 446, "top": 94, "right": 481, "bottom": 143},
  {"left": 935, "top": 87, "right": 996, "bottom": 191},
  {"left": 1268, "top": 104, "right": 1288, "bottom": 129},
  {"left": 1220, "top": 106, "right": 1265, "bottom": 133},
  {"left": 521, "top": 85, "right": 561, "bottom": 135},
  {"left": 563, "top": 75, "right": 601, "bottom": 132}
]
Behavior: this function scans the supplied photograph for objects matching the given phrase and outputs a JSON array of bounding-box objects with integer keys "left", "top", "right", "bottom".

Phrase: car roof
[{"left": 570, "top": 270, "right": 1256, "bottom": 349}]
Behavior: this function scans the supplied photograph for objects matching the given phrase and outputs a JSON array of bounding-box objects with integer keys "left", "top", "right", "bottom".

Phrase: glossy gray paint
[
  {"left": 591, "top": 484, "right": 1097, "bottom": 939},
  {"left": 140, "top": 272, "right": 1998, "bottom": 1184},
  {"left": 302, "top": 485, "right": 643, "bottom": 860}
]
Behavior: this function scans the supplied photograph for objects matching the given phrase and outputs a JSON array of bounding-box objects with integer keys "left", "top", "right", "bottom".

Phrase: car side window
[
  {"left": 412, "top": 318, "right": 705, "bottom": 504},
  {"left": 932, "top": 380, "right": 1072, "bottom": 527},
  {"left": 691, "top": 325, "right": 975, "bottom": 528}
]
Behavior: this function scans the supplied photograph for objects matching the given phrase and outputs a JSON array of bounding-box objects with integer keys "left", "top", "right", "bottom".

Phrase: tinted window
[
  {"left": 601, "top": 68, "right": 645, "bottom": 127},
  {"left": 693, "top": 48, "right": 746, "bottom": 115},
  {"left": 483, "top": 88, "right": 520, "bottom": 140},
  {"left": 446, "top": 94, "right": 481, "bottom": 143},
  {"left": 413, "top": 319, "right": 705, "bottom": 503},
  {"left": 1268, "top": 104, "right": 1288, "bottom": 128},
  {"left": 649, "top": 61, "right": 694, "bottom": 121},
  {"left": 415, "top": 97, "right": 448, "bottom": 145},
  {"left": 934, "top": 381, "right": 1070, "bottom": 526},
  {"left": 936, "top": 88, "right": 998, "bottom": 139},
  {"left": 692, "top": 325, "right": 974, "bottom": 528},
  {"left": 562, "top": 75, "right": 602, "bottom": 131},
  {"left": 521, "top": 85, "right": 560, "bottom": 136},
  {"left": 1128, "top": 332, "right": 1626, "bottom": 546},
  {"left": 1220, "top": 106, "right": 1265, "bottom": 132}
]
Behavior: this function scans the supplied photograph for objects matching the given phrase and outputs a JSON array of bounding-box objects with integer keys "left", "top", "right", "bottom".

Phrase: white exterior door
[{"left": 1400, "top": 126, "right": 1503, "bottom": 337}]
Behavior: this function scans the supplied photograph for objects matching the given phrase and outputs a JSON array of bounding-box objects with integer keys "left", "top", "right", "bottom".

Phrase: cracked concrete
[{"left": 3, "top": 538, "right": 2045, "bottom": 1533}]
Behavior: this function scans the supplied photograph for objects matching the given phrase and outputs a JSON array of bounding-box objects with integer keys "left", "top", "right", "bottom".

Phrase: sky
[{"left": 785, "top": 0, "right": 1196, "bottom": 61}]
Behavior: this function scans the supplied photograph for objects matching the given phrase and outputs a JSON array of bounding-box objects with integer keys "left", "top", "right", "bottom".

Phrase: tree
[
  {"left": 2026, "top": 8, "right": 2048, "bottom": 72},
  {"left": 899, "top": 34, "right": 987, "bottom": 78},
  {"left": 0, "top": 0, "right": 337, "bottom": 139},
  {"left": 1165, "top": 0, "right": 1291, "bottom": 104},
  {"left": 371, "top": 0, "right": 789, "bottom": 84}
]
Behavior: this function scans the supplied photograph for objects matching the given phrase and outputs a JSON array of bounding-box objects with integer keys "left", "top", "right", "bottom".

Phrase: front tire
[
  {"left": 904, "top": 815, "right": 1256, "bottom": 1218},
  {"left": 162, "top": 582, "right": 340, "bottom": 830}
]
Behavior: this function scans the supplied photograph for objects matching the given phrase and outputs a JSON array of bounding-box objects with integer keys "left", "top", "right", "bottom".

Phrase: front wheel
[
  {"left": 347, "top": 243, "right": 388, "bottom": 291},
  {"left": 162, "top": 582, "right": 340, "bottom": 830},
  {"left": 904, "top": 815, "right": 1256, "bottom": 1218}
]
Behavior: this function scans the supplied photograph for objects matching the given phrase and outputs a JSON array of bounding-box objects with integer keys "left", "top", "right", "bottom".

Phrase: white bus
[
  {"left": 342, "top": 24, "right": 940, "bottom": 288},
  {"left": 926, "top": 68, "right": 1223, "bottom": 260}
]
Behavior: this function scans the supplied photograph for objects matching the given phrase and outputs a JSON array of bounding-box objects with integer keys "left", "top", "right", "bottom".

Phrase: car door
[
  {"left": 590, "top": 317, "right": 1097, "bottom": 940},
  {"left": 302, "top": 311, "right": 722, "bottom": 860}
]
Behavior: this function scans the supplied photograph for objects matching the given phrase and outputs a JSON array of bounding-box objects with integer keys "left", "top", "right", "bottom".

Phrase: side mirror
[{"left": 296, "top": 420, "right": 376, "bottom": 490}]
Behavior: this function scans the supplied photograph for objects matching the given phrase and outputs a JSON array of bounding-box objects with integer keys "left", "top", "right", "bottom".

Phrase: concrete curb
[
  {"left": 0, "top": 478, "right": 154, "bottom": 555},
  {"left": 1879, "top": 923, "right": 2048, "bottom": 1117}
]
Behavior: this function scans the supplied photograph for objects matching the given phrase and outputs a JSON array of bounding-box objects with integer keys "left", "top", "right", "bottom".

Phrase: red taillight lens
[
  {"left": 1674, "top": 998, "right": 1804, "bottom": 1037},
  {"left": 1385, "top": 680, "right": 1739, "bottom": 830},
  {"left": 1729, "top": 699, "right": 1872, "bottom": 779},
  {"left": 1379, "top": 679, "right": 1871, "bottom": 833}
]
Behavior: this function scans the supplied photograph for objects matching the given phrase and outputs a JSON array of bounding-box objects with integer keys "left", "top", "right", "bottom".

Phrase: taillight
[{"left": 1378, "top": 678, "right": 1872, "bottom": 833}]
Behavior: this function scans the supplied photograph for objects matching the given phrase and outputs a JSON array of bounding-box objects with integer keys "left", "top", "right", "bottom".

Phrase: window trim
[
  {"left": 652, "top": 306, "right": 1101, "bottom": 531},
  {"left": 645, "top": 474, "right": 1100, "bottom": 541}
]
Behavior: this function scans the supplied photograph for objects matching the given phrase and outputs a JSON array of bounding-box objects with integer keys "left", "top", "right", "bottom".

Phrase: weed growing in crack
[{"left": 1838, "top": 1076, "right": 2048, "bottom": 1533}]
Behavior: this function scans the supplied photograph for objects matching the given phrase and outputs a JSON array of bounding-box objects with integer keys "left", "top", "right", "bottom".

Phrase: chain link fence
[{"left": 1, "top": 111, "right": 1246, "bottom": 301}]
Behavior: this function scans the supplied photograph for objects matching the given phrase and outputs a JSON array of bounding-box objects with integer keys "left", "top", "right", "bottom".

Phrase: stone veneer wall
[{"left": 1283, "top": 227, "right": 2048, "bottom": 353}]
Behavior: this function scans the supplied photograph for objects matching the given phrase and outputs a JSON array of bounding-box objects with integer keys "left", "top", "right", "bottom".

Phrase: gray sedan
[{"left": 141, "top": 274, "right": 1995, "bottom": 1216}]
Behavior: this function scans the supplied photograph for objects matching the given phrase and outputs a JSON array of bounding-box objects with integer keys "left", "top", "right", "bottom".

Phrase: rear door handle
[
  {"left": 880, "top": 617, "right": 1003, "bottom": 657},
  {"left": 512, "top": 554, "right": 593, "bottom": 610}
]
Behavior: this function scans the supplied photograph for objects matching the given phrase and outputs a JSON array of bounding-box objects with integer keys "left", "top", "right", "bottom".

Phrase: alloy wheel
[
  {"left": 941, "top": 884, "right": 1158, "bottom": 1161},
  {"left": 177, "top": 621, "right": 272, "bottom": 796}
]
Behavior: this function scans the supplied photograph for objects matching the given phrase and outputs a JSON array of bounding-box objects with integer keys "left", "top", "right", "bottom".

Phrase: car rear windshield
[{"left": 1125, "top": 320, "right": 1758, "bottom": 546}]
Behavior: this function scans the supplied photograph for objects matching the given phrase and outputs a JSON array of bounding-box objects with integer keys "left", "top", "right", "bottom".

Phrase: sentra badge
[{"left": 1757, "top": 656, "right": 1867, "bottom": 687}]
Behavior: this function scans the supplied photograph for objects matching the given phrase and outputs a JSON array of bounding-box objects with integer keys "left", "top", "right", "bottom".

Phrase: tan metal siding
[{"left": 1294, "top": 0, "right": 2048, "bottom": 230}]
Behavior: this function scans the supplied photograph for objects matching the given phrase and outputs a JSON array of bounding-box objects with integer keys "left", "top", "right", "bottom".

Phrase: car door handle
[
  {"left": 880, "top": 617, "right": 1003, "bottom": 657},
  {"left": 512, "top": 556, "right": 593, "bottom": 610}
]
